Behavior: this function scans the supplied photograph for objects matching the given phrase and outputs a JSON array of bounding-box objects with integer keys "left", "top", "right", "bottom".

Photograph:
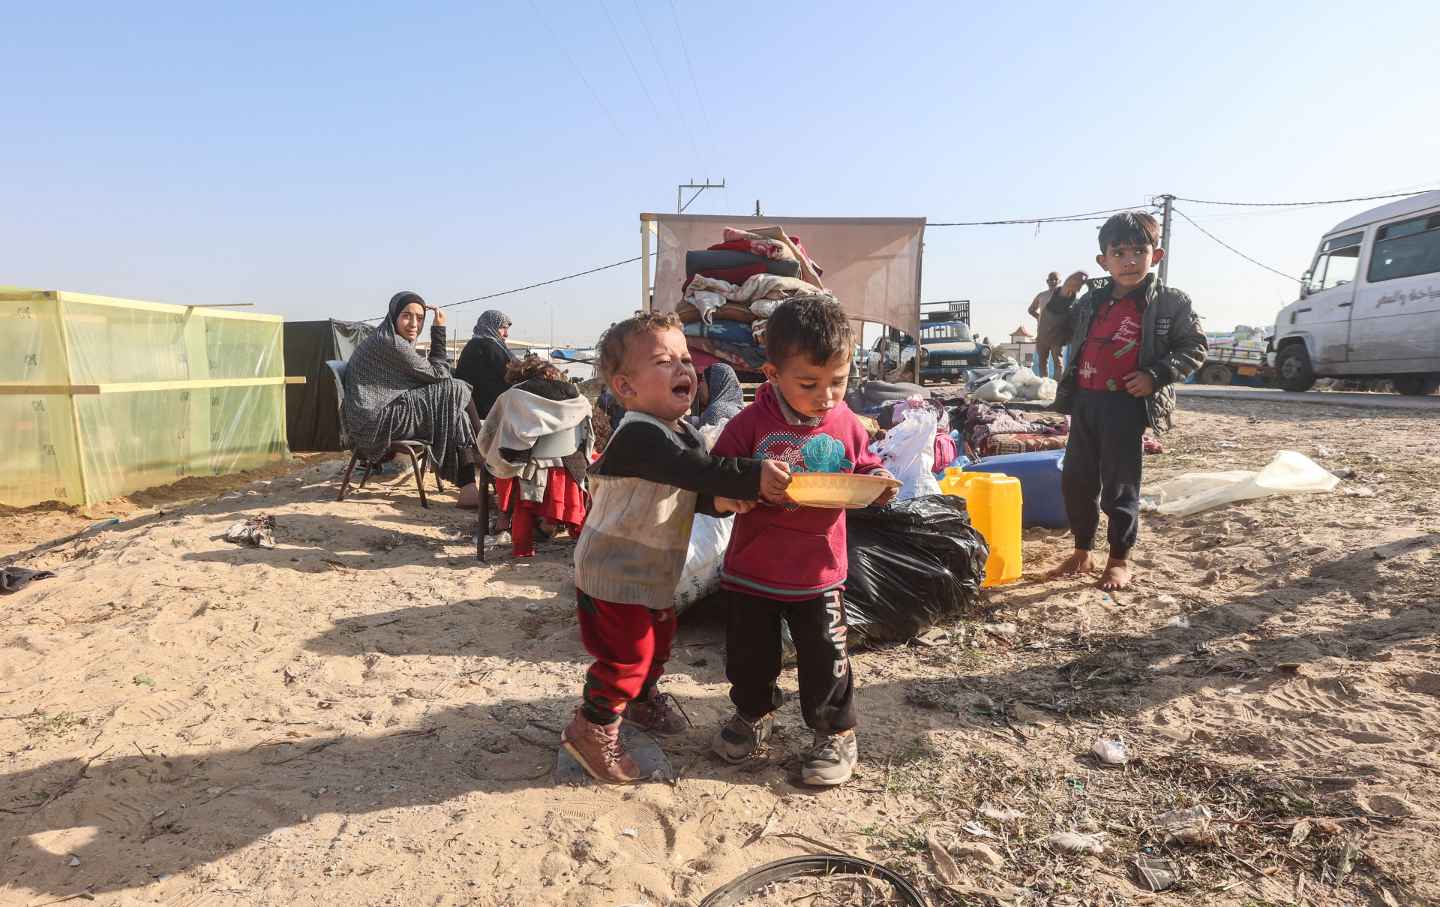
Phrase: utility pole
[
  {"left": 754, "top": 199, "right": 762, "bottom": 217},
  {"left": 1157, "top": 194, "right": 1175, "bottom": 286},
  {"left": 677, "top": 178, "right": 726, "bottom": 213}
]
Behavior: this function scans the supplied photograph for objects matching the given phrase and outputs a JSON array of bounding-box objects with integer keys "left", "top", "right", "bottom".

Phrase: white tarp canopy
[{"left": 642, "top": 214, "right": 925, "bottom": 342}]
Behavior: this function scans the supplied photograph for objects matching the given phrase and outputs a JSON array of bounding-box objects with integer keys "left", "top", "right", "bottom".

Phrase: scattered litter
[
  {"left": 960, "top": 821, "right": 996, "bottom": 839},
  {"left": 984, "top": 622, "right": 1019, "bottom": 642},
  {"left": 978, "top": 804, "right": 1025, "bottom": 829},
  {"left": 68, "top": 855, "right": 81, "bottom": 867},
  {"left": 1333, "top": 839, "right": 1360, "bottom": 886},
  {"left": 1289, "top": 818, "right": 1313, "bottom": 846},
  {"left": 1165, "top": 614, "right": 1191, "bottom": 629},
  {"left": 952, "top": 842, "right": 1005, "bottom": 870},
  {"left": 224, "top": 514, "right": 277, "bottom": 549},
  {"left": 620, "top": 828, "right": 638, "bottom": 838},
  {"left": 1154, "top": 806, "right": 1217, "bottom": 846},
  {"left": 1010, "top": 702, "right": 1047, "bottom": 725},
  {"left": 1046, "top": 831, "right": 1105, "bottom": 856},
  {"left": 927, "top": 831, "right": 963, "bottom": 886},
  {"left": 1156, "top": 593, "right": 1179, "bottom": 606},
  {"left": 1315, "top": 444, "right": 1335, "bottom": 458},
  {"left": 913, "top": 627, "right": 952, "bottom": 648},
  {"left": 1312, "top": 817, "right": 1343, "bottom": 836},
  {"left": 1132, "top": 855, "right": 1178, "bottom": 892},
  {"left": 1091, "top": 737, "right": 1128, "bottom": 766},
  {"left": 1140, "top": 451, "right": 1340, "bottom": 516},
  {"left": 1, "top": 566, "right": 57, "bottom": 595}
]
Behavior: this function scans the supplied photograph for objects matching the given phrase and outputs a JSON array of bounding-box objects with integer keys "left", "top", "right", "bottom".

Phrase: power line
[
  {"left": 665, "top": 0, "right": 713, "bottom": 171},
  {"left": 1174, "top": 188, "right": 1436, "bottom": 209},
  {"left": 371, "top": 185, "right": 1426, "bottom": 323},
  {"left": 929, "top": 204, "right": 1146, "bottom": 227},
  {"left": 1172, "top": 206, "right": 1299, "bottom": 282},
  {"left": 598, "top": 0, "right": 664, "bottom": 127},
  {"left": 528, "top": 0, "right": 626, "bottom": 140},
  {"left": 364, "top": 203, "right": 1151, "bottom": 321},
  {"left": 630, "top": 0, "right": 706, "bottom": 173},
  {"left": 363, "top": 254, "right": 648, "bottom": 322}
]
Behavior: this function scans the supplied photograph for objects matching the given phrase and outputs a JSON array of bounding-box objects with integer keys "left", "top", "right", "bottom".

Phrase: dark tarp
[{"left": 283, "top": 320, "right": 375, "bottom": 451}]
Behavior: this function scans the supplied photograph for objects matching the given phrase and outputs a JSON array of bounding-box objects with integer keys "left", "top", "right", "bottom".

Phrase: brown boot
[
  {"left": 561, "top": 710, "right": 643, "bottom": 784},
  {"left": 626, "top": 692, "right": 690, "bottom": 737}
]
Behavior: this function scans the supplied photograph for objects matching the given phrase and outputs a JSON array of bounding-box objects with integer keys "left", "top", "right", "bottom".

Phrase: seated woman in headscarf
[
  {"left": 455, "top": 310, "right": 516, "bottom": 420},
  {"left": 342, "top": 291, "right": 478, "bottom": 491},
  {"left": 476, "top": 357, "right": 592, "bottom": 558},
  {"left": 689, "top": 363, "right": 745, "bottom": 428}
]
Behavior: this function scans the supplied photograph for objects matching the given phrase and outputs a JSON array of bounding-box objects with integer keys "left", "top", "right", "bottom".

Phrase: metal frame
[{"left": 0, "top": 377, "right": 305, "bottom": 396}]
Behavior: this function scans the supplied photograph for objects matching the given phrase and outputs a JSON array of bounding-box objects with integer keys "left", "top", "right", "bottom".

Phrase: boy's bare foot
[
  {"left": 1047, "top": 549, "right": 1095, "bottom": 579},
  {"left": 1098, "top": 559, "right": 1132, "bottom": 591}
]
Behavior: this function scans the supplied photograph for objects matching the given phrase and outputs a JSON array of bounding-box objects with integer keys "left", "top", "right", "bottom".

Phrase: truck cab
[
  {"left": 919, "top": 319, "right": 991, "bottom": 382},
  {"left": 1271, "top": 191, "right": 1440, "bottom": 395},
  {"left": 913, "top": 299, "right": 991, "bottom": 384}
]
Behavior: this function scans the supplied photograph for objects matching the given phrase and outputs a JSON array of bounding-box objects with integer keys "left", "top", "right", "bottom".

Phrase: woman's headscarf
[
  {"left": 473, "top": 310, "right": 517, "bottom": 355},
  {"left": 692, "top": 364, "right": 744, "bottom": 427},
  {"left": 387, "top": 291, "right": 427, "bottom": 338}
]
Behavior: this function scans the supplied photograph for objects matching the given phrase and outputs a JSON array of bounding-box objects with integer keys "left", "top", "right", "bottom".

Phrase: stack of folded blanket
[{"left": 679, "top": 226, "right": 831, "bottom": 373}]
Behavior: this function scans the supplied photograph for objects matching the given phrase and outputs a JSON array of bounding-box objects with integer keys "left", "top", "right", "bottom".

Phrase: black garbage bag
[{"left": 845, "top": 495, "right": 989, "bottom": 645}]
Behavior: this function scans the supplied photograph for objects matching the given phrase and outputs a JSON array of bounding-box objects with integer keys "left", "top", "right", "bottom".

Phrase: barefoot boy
[
  {"left": 710, "top": 296, "right": 897, "bottom": 786},
  {"left": 566, "top": 312, "right": 791, "bottom": 783},
  {"left": 1045, "top": 211, "right": 1206, "bottom": 590}
]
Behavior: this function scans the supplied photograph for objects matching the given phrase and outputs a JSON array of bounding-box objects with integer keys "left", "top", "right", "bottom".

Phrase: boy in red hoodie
[{"left": 710, "top": 296, "right": 896, "bottom": 786}]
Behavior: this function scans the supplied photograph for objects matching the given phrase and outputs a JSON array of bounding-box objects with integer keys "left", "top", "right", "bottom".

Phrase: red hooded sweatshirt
[{"left": 712, "top": 383, "right": 884, "bottom": 601}]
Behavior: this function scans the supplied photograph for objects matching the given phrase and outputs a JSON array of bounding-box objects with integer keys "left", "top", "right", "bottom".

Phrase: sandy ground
[{"left": 2, "top": 396, "right": 1438, "bottom": 907}]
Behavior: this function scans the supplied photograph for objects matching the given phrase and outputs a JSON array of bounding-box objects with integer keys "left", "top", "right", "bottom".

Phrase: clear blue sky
[{"left": 5, "top": 1, "right": 1438, "bottom": 346}]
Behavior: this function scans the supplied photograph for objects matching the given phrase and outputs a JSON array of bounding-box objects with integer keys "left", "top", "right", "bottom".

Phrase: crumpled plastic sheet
[{"left": 1140, "top": 450, "right": 1340, "bottom": 517}]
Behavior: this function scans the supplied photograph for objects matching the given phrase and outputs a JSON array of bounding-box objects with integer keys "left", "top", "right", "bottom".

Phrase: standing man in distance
[{"left": 1028, "top": 271, "right": 1064, "bottom": 378}]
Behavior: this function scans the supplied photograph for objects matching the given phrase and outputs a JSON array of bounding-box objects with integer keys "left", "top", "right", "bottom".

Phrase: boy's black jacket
[{"left": 1046, "top": 275, "right": 1207, "bottom": 433}]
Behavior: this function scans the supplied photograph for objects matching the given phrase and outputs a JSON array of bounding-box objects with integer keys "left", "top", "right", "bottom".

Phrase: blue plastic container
[{"left": 965, "top": 449, "right": 1068, "bottom": 528}]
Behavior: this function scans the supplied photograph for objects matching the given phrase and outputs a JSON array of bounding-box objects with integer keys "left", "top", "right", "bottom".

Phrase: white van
[{"left": 1271, "top": 190, "right": 1440, "bottom": 395}]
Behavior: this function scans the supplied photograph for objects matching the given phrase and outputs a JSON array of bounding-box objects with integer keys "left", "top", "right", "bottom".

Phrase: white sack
[{"left": 872, "top": 408, "right": 940, "bottom": 500}]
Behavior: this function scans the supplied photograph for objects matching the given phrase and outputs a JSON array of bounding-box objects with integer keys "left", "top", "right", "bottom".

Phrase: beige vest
[{"left": 573, "top": 413, "right": 700, "bottom": 610}]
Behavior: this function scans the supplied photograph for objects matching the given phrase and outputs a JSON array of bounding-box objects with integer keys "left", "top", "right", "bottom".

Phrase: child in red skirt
[
  {"left": 478, "top": 358, "right": 594, "bottom": 558},
  {"left": 566, "top": 312, "right": 792, "bottom": 783}
]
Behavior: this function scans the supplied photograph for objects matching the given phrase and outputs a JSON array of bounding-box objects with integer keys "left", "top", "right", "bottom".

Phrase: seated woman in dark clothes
[
  {"left": 342, "top": 291, "right": 477, "bottom": 489},
  {"left": 455, "top": 309, "right": 518, "bottom": 510},
  {"left": 455, "top": 309, "right": 516, "bottom": 418},
  {"left": 476, "top": 357, "right": 592, "bottom": 558}
]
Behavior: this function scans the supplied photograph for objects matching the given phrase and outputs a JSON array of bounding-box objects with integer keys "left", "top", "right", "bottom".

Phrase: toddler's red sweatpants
[{"left": 576, "top": 591, "right": 675, "bottom": 725}]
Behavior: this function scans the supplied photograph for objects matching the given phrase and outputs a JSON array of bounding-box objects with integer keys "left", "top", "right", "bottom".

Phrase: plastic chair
[{"left": 326, "top": 360, "right": 443, "bottom": 508}]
